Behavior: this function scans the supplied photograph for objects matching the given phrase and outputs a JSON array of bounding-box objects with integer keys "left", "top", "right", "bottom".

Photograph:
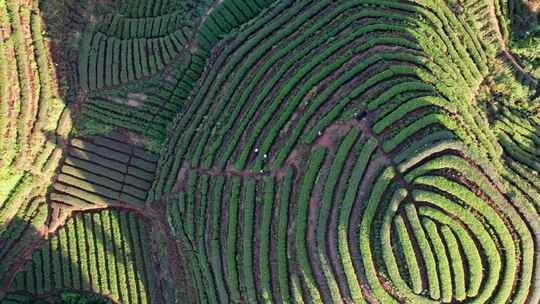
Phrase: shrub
[{"left": 294, "top": 147, "right": 326, "bottom": 303}]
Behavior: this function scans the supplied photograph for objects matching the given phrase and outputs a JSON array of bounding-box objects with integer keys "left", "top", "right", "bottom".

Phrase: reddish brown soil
[{"left": 314, "top": 121, "right": 355, "bottom": 148}]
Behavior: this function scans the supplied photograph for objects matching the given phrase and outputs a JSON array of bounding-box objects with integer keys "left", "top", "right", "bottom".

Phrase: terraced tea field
[{"left": 2, "top": 0, "right": 540, "bottom": 303}]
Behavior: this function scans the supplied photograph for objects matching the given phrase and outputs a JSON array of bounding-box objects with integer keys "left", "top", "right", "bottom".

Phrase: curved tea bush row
[
  {"left": 151, "top": 0, "right": 330, "bottom": 196},
  {"left": 9, "top": 209, "right": 157, "bottom": 304},
  {"left": 0, "top": 0, "right": 532, "bottom": 303},
  {"left": 0, "top": 196, "right": 48, "bottom": 286},
  {"left": 398, "top": 140, "right": 540, "bottom": 299},
  {"left": 119, "top": 0, "right": 192, "bottom": 18},
  {"left": 403, "top": 152, "right": 538, "bottom": 303},
  {"left": 351, "top": 146, "right": 539, "bottom": 303},
  {"left": 78, "top": 0, "right": 205, "bottom": 90},
  {"left": 495, "top": 110, "right": 540, "bottom": 210},
  {"left": 150, "top": 0, "right": 504, "bottom": 206},
  {"left": 146, "top": 0, "right": 540, "bottom": 302},
  {"left": 163, "top": 131, "right": 516, "bottom": 304},
  {"left": 79, "top": 30, "right": 186, "bottom": 91},
  {"left": 0, "top": 0, "right": 73, "bottom": 289},
  {"left": 80, "top": 48, "right": 207, "bottom": 143},
  {"left": 0, "top": 0, "right": 71, "bottom": 174},
  {"left": 151, "top": 0, "right": 438, "bottom": 198},
  {"left": 195, "top": 0, "right": 279, "bottom": 52},
  {"left": 165, "top": 128, "right": 385, "bottom": 303},
  {"left": 315, "top": 128, "right": 360, "bottom": 302},
  {"left": 422, "top": 218, "right": 453, "bottom": 302},
  {"left": 97, "top": 10, "right": 192, "bottom": 40},
  {"left": 79, "top": 0, "right": 278, "bottom": 91},
  {"left": 77, "top": 0, "right": 278, "bottom": 148},
  {"left": 463, "top": 0, "right": 503, "bottom": 44}
]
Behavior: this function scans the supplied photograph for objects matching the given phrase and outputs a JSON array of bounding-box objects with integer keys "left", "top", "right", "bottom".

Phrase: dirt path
[
  {"left": 346, "top": 155, "right": 385, "bottom": 304},
  {"left": 147, "top": 197, "right": 197, "bottom": 304},
  {"left": 325, "top": 132, "right": 362, "bottom": 303}
]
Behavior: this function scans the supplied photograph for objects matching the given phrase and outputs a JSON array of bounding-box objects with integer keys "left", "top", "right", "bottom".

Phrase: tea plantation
[{"left": 1, "top": 0, "right": 540, "bottom": 303}]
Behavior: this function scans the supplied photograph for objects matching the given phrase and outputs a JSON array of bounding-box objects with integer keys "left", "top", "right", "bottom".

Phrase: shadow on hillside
[
  {"left": 502, "top": 0, "right": 540, "bottom": 93},
  {"left": 3, "top": 288, "right": 112, "bottom": 304},
  {"left": 1, "top": 209, "right": 157, "bottom": 304},
  {"left": 509, "top": 0, "right": 539, "bottom": 36},
  {"left": 0, "top": 2, "right": 160, "bottom": 303}
]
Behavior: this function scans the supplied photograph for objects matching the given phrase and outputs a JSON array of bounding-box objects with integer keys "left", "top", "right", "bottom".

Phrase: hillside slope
[{"left": 2, "top": 0, "right": 540, "bottom": 303}]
